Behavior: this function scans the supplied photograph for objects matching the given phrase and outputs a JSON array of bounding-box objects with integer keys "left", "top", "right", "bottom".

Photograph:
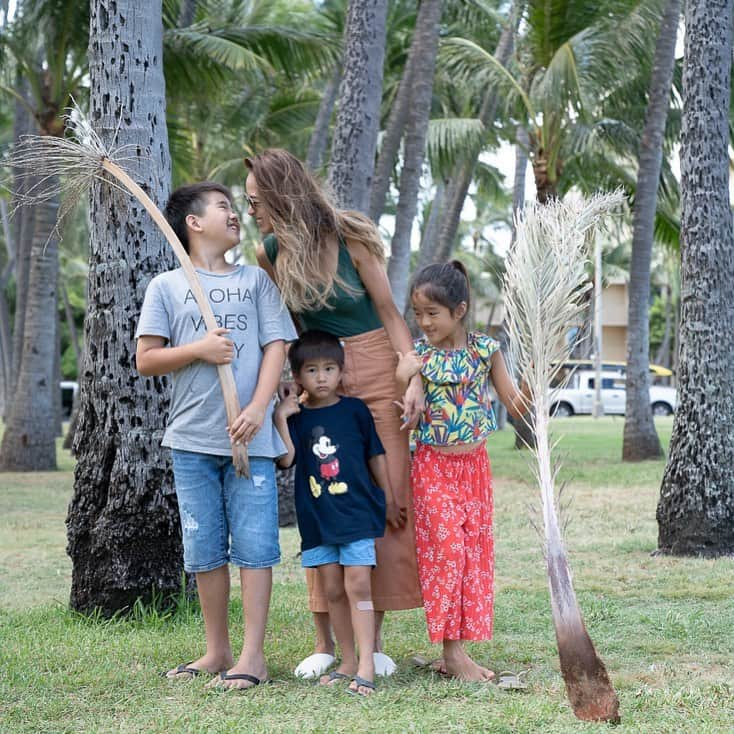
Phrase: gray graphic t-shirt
[{"left": 136, "top": 265, "right": 297, "bottom": 458}]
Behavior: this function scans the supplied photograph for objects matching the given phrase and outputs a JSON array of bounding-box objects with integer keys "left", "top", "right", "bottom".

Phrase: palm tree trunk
[
  {"left": 9, "top": 79, "right": 36, "bottom": 401},
  {"left": 387, "top": 0, "right": 443, "bottom": 311},
  {"left": 0, "top": 200, "right": 13, "bottom": 413},
  {"left": 368, "top": 27, "right": 418, "bottom": 221},
  {"left": 0, "top": 292, "right": 10, "bottom": 416},
  {"left": 306, "top": 66, "right": 341, "bottom": 172},
  {"left": 415, "top": 179, "right": 447, "bottom": 269},
  {"left": 433, "top": 7, "right": 517, "bottom": 262},
  {"left": 67, "top": 0, "right": 183, "bottom": 615},
  {"left": 654, "top": 283, "right": 672, "bottom": 368},
  {"left": 328, "top": 0, "right": 388, "bottom": 211},
  {"left": 511, "top": 126, "right": 529, "bottom": 234},
  {"left": 657, "top": 0, "right": 734, "bottom": 556},
  {"left": 623, "top": 0, "right": 681, "bottom": 462},
  {"left": 0, "top": 190, "right": 59, "bottom": 470}
]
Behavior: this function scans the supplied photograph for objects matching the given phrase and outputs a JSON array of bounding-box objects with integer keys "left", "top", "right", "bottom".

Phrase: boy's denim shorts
[
  {"left": 171, "top": 450, "right": 280, "bottom": 573},
  {"left": 301, "top": 538, "right": 376, "bottom": 568}
]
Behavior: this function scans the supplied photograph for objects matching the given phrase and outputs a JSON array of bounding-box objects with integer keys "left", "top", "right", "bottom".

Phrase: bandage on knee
[{"left": 356, "top": 600, "right": 374, "bottom": 611}]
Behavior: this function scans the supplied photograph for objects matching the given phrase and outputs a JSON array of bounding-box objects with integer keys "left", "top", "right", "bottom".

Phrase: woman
[{"left": 245, "top": 149, "right": 423, "bottom": 678}]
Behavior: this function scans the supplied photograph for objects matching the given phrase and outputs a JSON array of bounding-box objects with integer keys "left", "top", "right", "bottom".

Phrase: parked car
[{"left": 550, "top": 370, "right": 677, "bottom": 417}]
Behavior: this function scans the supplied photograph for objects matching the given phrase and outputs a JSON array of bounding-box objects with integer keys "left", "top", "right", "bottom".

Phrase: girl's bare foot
[{"left": 443, "top": 642, "right": 495, "bottom": 682}]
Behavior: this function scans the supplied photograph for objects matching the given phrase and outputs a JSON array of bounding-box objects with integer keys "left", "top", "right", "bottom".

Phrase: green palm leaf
[{"left": 426, "top": 117, "right": 487, "bottom": 177}]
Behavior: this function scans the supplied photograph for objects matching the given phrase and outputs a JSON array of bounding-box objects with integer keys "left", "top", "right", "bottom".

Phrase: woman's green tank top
[{"left": 262, "top": 233, "right": 382, "bottom": 337}]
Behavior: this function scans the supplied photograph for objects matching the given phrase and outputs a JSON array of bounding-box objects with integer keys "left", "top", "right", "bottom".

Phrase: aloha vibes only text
[{"left": 184, "top": 286, "right": 253, "bottom": 359}]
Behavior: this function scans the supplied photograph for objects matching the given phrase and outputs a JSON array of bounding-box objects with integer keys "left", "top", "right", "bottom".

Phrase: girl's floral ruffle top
[{"left": 414, "top": 332, "right": 499, "bottom": 446}]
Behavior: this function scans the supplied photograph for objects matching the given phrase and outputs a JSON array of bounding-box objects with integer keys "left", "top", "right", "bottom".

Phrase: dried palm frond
[
  {"left": 4, "top": 101, "right": 250, "bottom": 477},
  {"left": 503, "top": 191, "right": 625, "bottom": 723}
]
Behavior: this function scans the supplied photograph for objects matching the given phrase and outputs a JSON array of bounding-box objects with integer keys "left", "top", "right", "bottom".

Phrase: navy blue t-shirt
[{"left": 287, "top": 396, "right": 387, "bottom": 551}]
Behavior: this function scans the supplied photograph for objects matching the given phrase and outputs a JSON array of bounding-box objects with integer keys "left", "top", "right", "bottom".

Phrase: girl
[
  {"left": 396, "top": 261, "right": 530, "bottom": 682},
  {"left": 244, "top": 149, "right": 424, "bottom": 679}
]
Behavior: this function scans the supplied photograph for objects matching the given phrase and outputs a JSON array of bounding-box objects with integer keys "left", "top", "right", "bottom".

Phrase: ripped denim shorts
[{"left": 171, "top": 450, "right": 280, "bottom": 572}]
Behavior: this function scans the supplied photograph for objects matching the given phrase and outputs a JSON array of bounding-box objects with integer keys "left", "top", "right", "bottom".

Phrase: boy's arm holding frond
[{"left": 136, "top": 329, "right": 234, "bottom": 376}]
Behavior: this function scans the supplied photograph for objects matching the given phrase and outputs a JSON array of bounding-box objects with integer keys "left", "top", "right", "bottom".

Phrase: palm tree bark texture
[
  {"left": 622, "top": 0, "right": 681, "bottom": 462},
  {"left": 66, "top": 0, "right": 183, "bottom": 614},
  {"left": 657, "top": 0, "right": 734, "bottom": 556},
  {"left": 0, "top": 189, "right": 59, "bottom": 470},
  {"left": 328, "top": 0, "right": 388, "bottom": 211}
]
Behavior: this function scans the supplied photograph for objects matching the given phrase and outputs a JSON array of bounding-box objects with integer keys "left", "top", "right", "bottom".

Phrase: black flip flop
[{"left": 215, "top": 672, "right": 271, "bottom": 691}]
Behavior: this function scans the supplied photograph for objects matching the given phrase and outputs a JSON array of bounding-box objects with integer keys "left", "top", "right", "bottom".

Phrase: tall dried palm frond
[
  {"left": 503, "top": 191, "right": 625, "bottom": 723},
  {"left": 3, "top": 102, "right": 250, "bottom": 477}
]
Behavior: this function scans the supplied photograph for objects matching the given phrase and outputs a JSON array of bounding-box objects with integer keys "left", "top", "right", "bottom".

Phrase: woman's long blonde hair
[{"left": 245, "top": 149, "right": 385, "bottom": 312}]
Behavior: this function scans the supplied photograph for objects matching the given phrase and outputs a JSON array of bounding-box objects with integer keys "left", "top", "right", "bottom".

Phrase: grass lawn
[{"left": 1, "top": 417, "right": 733, "bottom": 733}]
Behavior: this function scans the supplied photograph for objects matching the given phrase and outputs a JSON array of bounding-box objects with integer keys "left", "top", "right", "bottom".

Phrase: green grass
[{"left": 1, "top": 417, "right": 733, "bottom": 733}]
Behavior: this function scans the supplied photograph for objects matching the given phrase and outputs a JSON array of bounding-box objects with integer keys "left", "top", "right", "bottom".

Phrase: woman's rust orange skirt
[{"left": 306, "top": 327, "right": 422, "bottom": 611}]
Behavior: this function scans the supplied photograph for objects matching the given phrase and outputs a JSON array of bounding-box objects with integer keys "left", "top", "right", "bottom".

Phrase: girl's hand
[
  {"left": 386, "top": 500, "right": 408, "bottom": 529},
  {"left": 229, "top": 402, "right": 266, "bottom": 445},
  {"left": 394, "top": 398, "right": 420, "bottom": 431},
  {"left": 395, "top": 350, "right": 422, "bottom": 383}
]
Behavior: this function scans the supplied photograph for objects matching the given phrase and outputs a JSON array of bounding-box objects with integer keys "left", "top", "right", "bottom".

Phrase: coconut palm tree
[
  {"left": 623, "top": 0, "right": 682, "bottom": 462},
  {"left": 441, "top": 0, "right": 664, "bottom": 203},
  {"left": 428, "top": 0, "right": 517, "bottom": 264},
  {"left": 657, "top": 0, "right": 734, "bottom": 557},
  {"left": 66, "top": 0, "right": 183, "bottom": 615}
]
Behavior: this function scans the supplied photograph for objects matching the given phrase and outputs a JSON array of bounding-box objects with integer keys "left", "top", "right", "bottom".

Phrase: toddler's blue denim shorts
[
  {"left": 171, "top": 450, "right": 280, "bottom": 573},
  {"left": 301, "top": 537, "right": 376, "bottom": 568}
]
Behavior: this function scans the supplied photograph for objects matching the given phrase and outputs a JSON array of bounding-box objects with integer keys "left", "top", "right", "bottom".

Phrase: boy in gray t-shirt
[{"left": 136, "top": 182, "right": 296, "bottom": 690}]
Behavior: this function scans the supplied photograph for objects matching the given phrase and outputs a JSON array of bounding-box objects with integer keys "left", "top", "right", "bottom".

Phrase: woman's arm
[
  {"left": 490, "top": 350, "right": 532, "bottom": 419},
  {"left": 346, "top": 239, "right": 424, "bottom": 424}
]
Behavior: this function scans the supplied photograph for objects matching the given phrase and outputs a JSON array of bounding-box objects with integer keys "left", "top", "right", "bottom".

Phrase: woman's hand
[{"left": 400, "top": 376, "right": 425, "bottom": 429}]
